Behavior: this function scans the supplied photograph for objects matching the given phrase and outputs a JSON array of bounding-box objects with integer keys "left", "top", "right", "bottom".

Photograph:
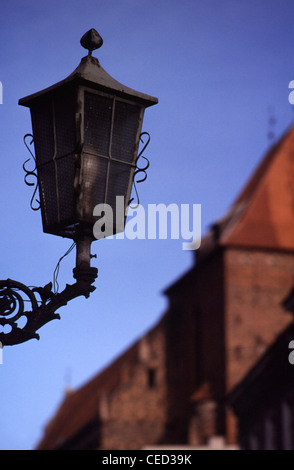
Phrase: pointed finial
[{"left": 80, "top": 29, "right": 103, "bottom": 56}]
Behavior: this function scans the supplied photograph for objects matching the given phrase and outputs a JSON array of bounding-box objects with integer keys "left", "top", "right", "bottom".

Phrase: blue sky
[{"left": 1, "top": 0, "right": 294, "bottom": 450}]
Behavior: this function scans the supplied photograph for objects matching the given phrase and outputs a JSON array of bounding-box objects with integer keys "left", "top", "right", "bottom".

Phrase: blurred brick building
[
  {"left": 228, "top": 322, "right": 294, "bottom": 450},
  {"left": 36, "top": 125, "right": 294, "bottom": 450}
]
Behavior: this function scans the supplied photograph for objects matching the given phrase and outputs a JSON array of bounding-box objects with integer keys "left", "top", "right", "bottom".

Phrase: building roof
[
  {"left": 215, "top": 125, "right": 294, "bottom": 251},
  {"left": 167, "top": 124, "right": 294, "bottom": 296},
  {"left": 168, "top": 126, "right": 294, "bottom": 438}
]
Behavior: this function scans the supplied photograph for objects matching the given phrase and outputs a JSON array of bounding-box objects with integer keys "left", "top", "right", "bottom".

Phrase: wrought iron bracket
[{"left": 0, "top": 267, "right": 98, "bottom": 346}]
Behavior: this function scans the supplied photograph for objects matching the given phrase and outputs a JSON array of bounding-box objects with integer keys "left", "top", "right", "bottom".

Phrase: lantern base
[{"left": 73, "top": 266, "right": 98, "bottom": 298}]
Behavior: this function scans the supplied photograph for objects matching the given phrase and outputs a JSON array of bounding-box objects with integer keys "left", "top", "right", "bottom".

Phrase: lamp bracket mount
[{"left": 0, "top": 266, "right": 98, "bottom": 346}]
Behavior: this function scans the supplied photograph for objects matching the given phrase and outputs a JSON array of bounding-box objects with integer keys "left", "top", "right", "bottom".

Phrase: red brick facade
[{"left": 224, "top": 248, "right": 294, "bottom": 442}]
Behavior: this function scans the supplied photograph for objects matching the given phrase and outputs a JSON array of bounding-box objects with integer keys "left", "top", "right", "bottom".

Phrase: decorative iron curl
[
  {"left": 0, "top": 268, "right": 97, "bottom": 346},
  {"left": 129, "top": 132, "right": 151, "bottom": 208},
  {"left": 23, "top": 133, "right": 40, "bottom": 211},
  {"left": 0, "top": 279, "right": 58, "bottom": 345}
]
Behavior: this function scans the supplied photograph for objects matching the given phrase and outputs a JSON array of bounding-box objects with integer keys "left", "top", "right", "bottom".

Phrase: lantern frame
[{"left": 19, "top": 46, "right": 157, "bottom": 240}]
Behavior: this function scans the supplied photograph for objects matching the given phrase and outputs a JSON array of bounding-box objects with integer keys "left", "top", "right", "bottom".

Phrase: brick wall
[
  {"left": 224, "top": 247, "right": 294, "bottom": 442},
  {"left": 99, "top": 319, "right": 168, "bottom": 449},
  {"left": 163, "top": 248, "right": 227, "bottom": 444}
]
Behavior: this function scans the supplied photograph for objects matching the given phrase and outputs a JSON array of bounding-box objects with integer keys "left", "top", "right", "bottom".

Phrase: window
[{"left": 147, "top": 368, "right": 156, "bottom": 388}]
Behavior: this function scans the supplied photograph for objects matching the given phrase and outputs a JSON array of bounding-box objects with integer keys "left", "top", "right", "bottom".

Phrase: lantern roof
[{"left": 19, "top": 28, "right": 158, "bottom": 109}]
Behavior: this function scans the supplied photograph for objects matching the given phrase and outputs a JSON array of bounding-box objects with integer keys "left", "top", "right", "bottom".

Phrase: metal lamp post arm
[{"left": 0, "top": 242, "right": 97, "bottom": 346}]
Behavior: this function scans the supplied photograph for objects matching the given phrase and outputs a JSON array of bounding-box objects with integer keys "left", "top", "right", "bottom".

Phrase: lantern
[{"left": 19, "top": 29, "right": 158, "bottom": 241}]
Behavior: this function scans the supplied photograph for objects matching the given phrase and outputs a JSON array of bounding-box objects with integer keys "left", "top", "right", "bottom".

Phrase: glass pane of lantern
[
  {"left": 54, "top": 91, "right": 76, "bottom": 157},
  {"left": 84, "top": 92, "right": 112, "bottom": 156},
  {"left": 38, "top": 156, "right": 76, "bottom": 231},
  {"left": 80, "top": 153, "right": 108, "bottom": 219},
  {"left": 31, "top": 91, "right": 76, "bottom": 233},
  {"left": 107, "top": 161, "right": 132, "bottom": 210},
  {"left": 111, "top": 100, "right": 141, "bottom": 163},
  {"left": 57, "top": 154, "right": 76, "bottom": 222},
  {"left": 81, "top": 92, "right": 143, "bottom": 233},
  {"left": 38, "top": 161, "right": 58, "bottom": 228},
  {"left": 31, "top": 100, "right": 55, "bottom": 165}
]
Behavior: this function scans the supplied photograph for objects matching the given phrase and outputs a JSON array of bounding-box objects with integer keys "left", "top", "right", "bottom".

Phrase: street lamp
[{"left": 0, "top": 29, "right": 158, "bottom": 346}]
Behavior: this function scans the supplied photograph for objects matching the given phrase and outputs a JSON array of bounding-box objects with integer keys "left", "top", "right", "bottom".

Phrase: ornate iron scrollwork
[
  {"left": 0, "top": 268, "right": 97, "bottom": 346},
  {"left": 23, "top": 133, "right": 40, "bottom": 211},
  {"left": 0, "top": 279, "right": 58, "bottom": 345},
  {"left": 129, "top": 132, "right": 151, "bottom": 208}
]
